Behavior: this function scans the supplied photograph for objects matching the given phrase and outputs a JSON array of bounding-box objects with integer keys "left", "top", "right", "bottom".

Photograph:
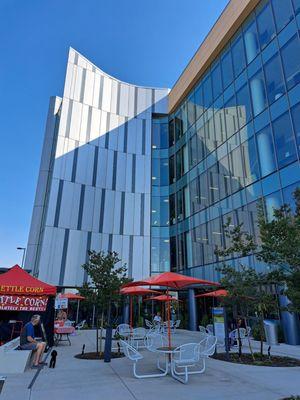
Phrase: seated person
[
  {"left": 20, "top": 315, "right": 46, "bottom": 369},
  {"left": 57, "top": 309, "right": 67, "bottom": 323}
]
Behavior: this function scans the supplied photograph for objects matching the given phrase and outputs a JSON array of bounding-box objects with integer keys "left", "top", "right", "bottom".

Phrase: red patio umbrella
[
  {"left": 120, "top": 286, "right": 161, "bottom": 328},
  {"left": 122, "top": 272, "right": 219, "bottom": 347},
  {"left": 195, "top": 289, "right": 228, "bottom": 298}
]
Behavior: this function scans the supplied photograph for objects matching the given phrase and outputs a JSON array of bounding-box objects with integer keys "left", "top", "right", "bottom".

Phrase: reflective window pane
[
  {"left": 256, "top": 1, "right": 276, "bottom": 49},
  {"left": 236, "top": 83, "right": 252, "bottom": 127},
  {"left": 264, "top": 52, "right": 285, "bottom": 104},
  {"left": 291, "top": 103, "right": 300, "bottom": 152},
  {"left": 256, "top": 124, "right": 277, "bottom": 176},
  {"left": 203, "top": 74, "right": 213, "bottom": 108},
  {"left": 221, "top": 49, "right": 234, "bottom": 89},
  {"left": 194, "top": 84, "right": 204, "bottom": 119},
  {"left": 250, "top": 69, "right": 267, "bottom": 116},
  {"left": 280, "top": 34, "right": 300, "bottom": 90},
  {"left": 272, "top": 111, "right": 297, "bottom": 168},
  {"left": 244, "top": 17, "right": 260, "bottom": 64},
  {"left": 187, "top": 94, "right": 196, "bottom": 128},
  {"left": 242, "top": 136, "right": 260, "bottom": 185},
  {"left": 292, "top": 0, "right": 300, "bottom": 15},
  {"left": 231, "top": 32, "right": 246, "bottom": 77},
  {"left": 211, "top": 62, "right": 223, "bottom": 100},
  {"left": 272, "top": 0, "right": 294, "bottom": 32}
]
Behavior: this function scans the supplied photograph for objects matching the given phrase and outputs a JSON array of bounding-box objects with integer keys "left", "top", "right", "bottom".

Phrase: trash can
[{"left": 264, "top": 320, "right": 279, "bottom": 346}]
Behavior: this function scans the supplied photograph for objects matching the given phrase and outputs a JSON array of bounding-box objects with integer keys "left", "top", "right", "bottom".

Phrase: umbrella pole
[
  {"left": 76, "top": 299, "right": 80, "bottom": 324},
  {"left": 167, "top": 288, "right": 171, "bottom": 349},
  {"left": 130, "top": 296, "right": 133, "bottom": 329}
]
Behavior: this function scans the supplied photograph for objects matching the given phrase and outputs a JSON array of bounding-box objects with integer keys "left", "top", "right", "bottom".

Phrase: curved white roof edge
[{"left": 69, "top": 47, "right": 171, "bottom": 93}]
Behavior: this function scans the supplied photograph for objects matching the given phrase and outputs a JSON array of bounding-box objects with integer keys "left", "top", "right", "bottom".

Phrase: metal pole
[
  {"left": 21, "top": 249, "right": 26, "bottom": 269},
  {"left": 92, "top": 305, "right": 95, "bottom": 328},
  {"left": 167, "top": 289, "right": 171, "bottom": 348},
  {"left": 76, "top": 299, "right": 80, "bottom": 324}
]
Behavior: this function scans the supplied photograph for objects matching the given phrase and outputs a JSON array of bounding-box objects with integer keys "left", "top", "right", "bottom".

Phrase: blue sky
[{"left": 0, "top": 0, "right": 228, "bottom": 267}]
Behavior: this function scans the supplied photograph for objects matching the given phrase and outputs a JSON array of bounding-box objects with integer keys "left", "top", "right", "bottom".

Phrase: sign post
[
  {"left": 212, "top": 307, "right": 230, "bottom": 360},
  {"left": 55, "top": 297, "right": 68, "bottom": 310}
]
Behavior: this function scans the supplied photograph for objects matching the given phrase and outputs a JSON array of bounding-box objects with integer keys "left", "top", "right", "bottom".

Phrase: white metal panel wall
[{"left": 26, "top": 47, "right": 169, "bottom": 286}]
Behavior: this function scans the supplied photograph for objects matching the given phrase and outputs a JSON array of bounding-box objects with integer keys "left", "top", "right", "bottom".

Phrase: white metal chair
[
  {"left": 173, "top": 320, "right": 181, "bottom": 332},
  {"left": 172, "top": 335, "right": 217, "bottom": 383},
  {"left": 116, "top": 323, "right": 132, "bottom": 339},
  {"left": 75, "top": 319, "right": 86, "bottom": 330},
  {"left": 144, "top": 332, "right": 168, "bottom": 372},
  {"left": 198, "top": 325, "right": 207, "bottom": 334},
  {"left": 229, "top": 328, "right": 247, "bottom": 345},
  {"left": 145, "top": 319, "right": 153, "bottom": 330},
  {"left": 131, "top": 327, "right": 147, "bottom": 349},
  {"left": 206, "top": 324, "right": 214, "bottom": 335},
  {"left": 120, "top": 340, "right": 168, "bottom": 379},
  {"left": 171, "top": 343, "right": 202, "bottom": 384}
]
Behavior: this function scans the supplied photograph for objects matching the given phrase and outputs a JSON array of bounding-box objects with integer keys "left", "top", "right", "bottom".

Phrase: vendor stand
[{"left": 0, "top": 265, "right": 56, "bottom": 346}]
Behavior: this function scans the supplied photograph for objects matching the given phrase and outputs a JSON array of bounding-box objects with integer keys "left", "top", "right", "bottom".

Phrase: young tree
[
  {"left": 215, "top": 218, "right": 278, "bottom": 359},
  {"left": 258, "top": 189, "right": 300, "bottom": 312},
  {"left": 82, "top": 250, "right": 129, "bottom": 356}
]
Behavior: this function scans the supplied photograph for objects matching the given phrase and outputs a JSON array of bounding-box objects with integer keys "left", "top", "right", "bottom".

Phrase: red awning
[{"left": 0, "top": 265, "right": 56, "bottom": 296}]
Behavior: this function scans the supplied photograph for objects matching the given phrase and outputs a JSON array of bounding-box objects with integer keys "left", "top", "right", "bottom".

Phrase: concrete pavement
[{"left": 1, "top": 329, "right": 300, "bottom": 400}]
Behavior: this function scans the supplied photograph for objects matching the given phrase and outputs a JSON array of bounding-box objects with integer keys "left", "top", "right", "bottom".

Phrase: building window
[
  {"left": 256, "top": 0, "right": 276, "bottom": 49},
  {"left": 280, "top": 34, "right": 300, "bottom": 90},
  {"left": 264, "top": 52, "right": 285, "bottom": 104},
  {"left": 272, "top": 111, "right": 297, "bottom": 168},
  {"left": 231, "top": 31, "right": 246, "bottom": 78},
  {"left": 272, "top": 0, "right": 294, "bottom": 33}
]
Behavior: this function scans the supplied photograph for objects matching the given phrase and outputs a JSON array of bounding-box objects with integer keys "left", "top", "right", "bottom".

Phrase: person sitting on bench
[{"left": 20, "top": 315, "right": 46, "bottom": 369}]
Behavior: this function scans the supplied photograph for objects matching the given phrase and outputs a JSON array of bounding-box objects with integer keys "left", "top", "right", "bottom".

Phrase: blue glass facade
[{"left": 151, "top": 0, "right": 300, "bottom": 281}]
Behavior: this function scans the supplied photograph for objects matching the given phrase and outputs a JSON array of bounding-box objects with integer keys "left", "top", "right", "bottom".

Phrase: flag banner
[{"left": 0, "top": 294, "right": 49, "bottom": 311}]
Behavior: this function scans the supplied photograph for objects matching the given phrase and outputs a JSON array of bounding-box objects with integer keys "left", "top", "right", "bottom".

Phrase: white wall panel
[
  {"left": 102, "top": 76, "right": 112, "bottom": 112},
  {"left": 143, "top": 237, "right": 150, "bottom": 277},
  {"left": 57, "top": 98, "right": 69, "bottom": 138},
  {"left": 119, "top": 83, "right": 129, "bottom": 116},
  {"left": 117, "top": 116, "right": 125, "bottom": 151},
  {"left": 122, "top": 235, "right": 130, "bottom": 274},
  {"left": 135, "top": 155, "right": 145, "bottom": 194},
  {"left": 105, "top": 150, "right": 114, "bottom": 189},
  {"left": 90, "top": 107, "right": 101, "bottom": 143},
  {"left": 81, "top": 186, "right": 95, "bottom": 231},
  {"left": 79, "top": 104, "right": 89, "bottom": 143},
  {"left": 132, "top": 236, "right": 143, "bottom": 280},
  {"left": 133, "top": 193, "right": 141, "bottom": 235},
  {"left": 125, "top": 154, "right": 132, "bottom": 192},
  {"left": 75, "top": 144, "right": 94, "bottom": 186},
  {"left": 144, "top": 156, "right": 151, "bottom": 194},
  {"left": 127, "top": 118, "right": 136, "bottom": 154},
  {"left": 69, "top": 101, "right": 82, "bottom": 141},
  {"left": 64, "top": 230, "right": 86, "bottom": 285},
  {"left": 91, "top": 232, "right": 102, "bottom": 252},
  {"left": 128, "top": 85, "right": 135, "bottom": 117},
  {"left": 93, "top": 73, "right": 101, "bottom": 108},
  {"left": 92, "top": 188, "right": 102, "bottom": 232},
  {"left": 116, "top": 152, "right": 126, "bottom": 191},
  {"left": 103, "top": 190, "right": 115, "bottom": 233},
  {"left": 135, "top": 118, "right": 143, "bottom": 155},
  {"left": 96, "top": 147, "right": 107, "bottom": 188},
  {"left": 63, "top": 63, "right": 74, "bottom": 99},
  {"left": 123, "top": 193, "right": 134, "bottom": 235},
  {"left": 109, "top": 113, "right": 119, "bottom": 150},
  {"left": 73, "top": 66, "right": 83, "bottom": 101},
  {"left": 83, "top": 69, "right": 94, "bottom": 106},
  {"left": 137, "top": 88, "right": 147, "bottom": 117},
  {"left": 145, "top": 119, "right": 151, "bottom": 156},
  {"left": 113, "top": 191, "right": 122, "bottom": 234},
  {"left": 45, "top": 179, "right": 60, "bottom": 226},
  {"left": 110, "top": 80, "right": 118, "bottom": 114},
  {"left": 99, "top": 110, "right": 107, "bottom": 148},
  {"left": 144, "top": 193, "right": 151, "bottom": 236}
]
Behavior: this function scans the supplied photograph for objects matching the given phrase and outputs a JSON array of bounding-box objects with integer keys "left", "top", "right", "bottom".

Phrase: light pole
[{"left": 17, "top": 247, "right": 26, "bottom": 269}]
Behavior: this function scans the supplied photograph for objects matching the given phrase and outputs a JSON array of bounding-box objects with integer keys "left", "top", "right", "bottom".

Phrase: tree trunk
[
  {"left": 99, "top": 310, "right": 104, "bottom": 356},
  {"left": 244, "top": 318, "right": 255, "bottom": 361},
  {"left": 237, "top": 321, "right": 242, "bottom": 359},
  {"left": 259, "top": 313, "right": 265, "bottom": 359},
  {"left": 104, "top": 300, "right": 112, "bottom": 362},
  {"left": 96, "top": 312, "right": 99, "bottom": 355}
]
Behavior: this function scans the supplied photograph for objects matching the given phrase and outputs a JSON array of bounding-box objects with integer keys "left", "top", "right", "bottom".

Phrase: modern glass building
[{"left": 26, "top": 0, "right": 300, "bottom": 295}]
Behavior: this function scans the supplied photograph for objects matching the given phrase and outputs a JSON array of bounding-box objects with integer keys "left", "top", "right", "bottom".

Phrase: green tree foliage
[
  {"left": 258, "top": 188, "right": 300, "bottom": 312},
  {"left": 215, "top": 218, "right": 278, "bottom": 358},
  {"left": 82, "top": 250, "right": 130, "bottom": 354}
]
